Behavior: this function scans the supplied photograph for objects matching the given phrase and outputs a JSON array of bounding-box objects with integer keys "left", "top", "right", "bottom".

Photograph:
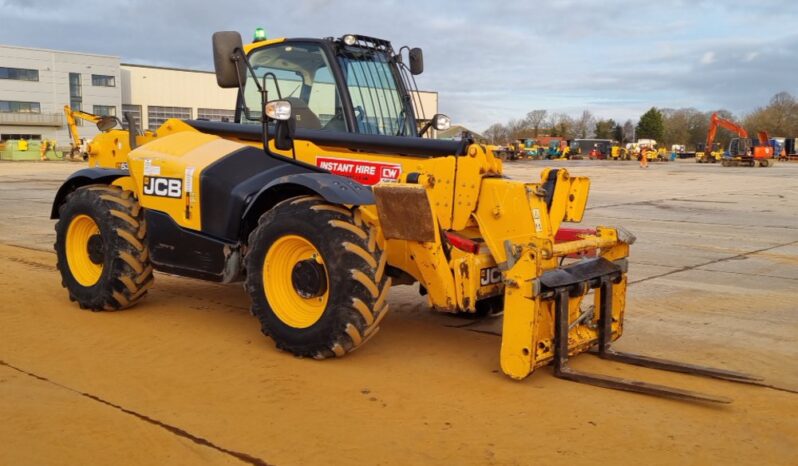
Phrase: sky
[{"left": 1, "top": 0, "right": 796, "bottom": 131}]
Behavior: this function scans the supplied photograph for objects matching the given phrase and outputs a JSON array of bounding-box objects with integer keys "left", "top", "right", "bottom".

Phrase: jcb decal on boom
[
  {"left": 316, "top": 156, "right": 402, "bottom": 185},
  {"left": 480, "top": 266, "right": 502, "bottom": 286},
  {"left": 143, "top": 176, "right": 183, "bottom": 199}
]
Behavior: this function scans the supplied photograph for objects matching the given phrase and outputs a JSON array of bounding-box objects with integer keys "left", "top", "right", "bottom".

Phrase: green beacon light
[{"left": 253, "top": 27, "right": 267, "bottom": 42}]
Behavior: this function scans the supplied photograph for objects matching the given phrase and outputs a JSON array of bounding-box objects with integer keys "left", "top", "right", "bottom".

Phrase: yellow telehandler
[{"left": 51, "top": 31, "right": 761, "bottom": 402}]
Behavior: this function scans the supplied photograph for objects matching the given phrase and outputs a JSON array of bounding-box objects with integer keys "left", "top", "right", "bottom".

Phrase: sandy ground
[{"left": 0, "top": 159, "right": 797, "bottom": 465}]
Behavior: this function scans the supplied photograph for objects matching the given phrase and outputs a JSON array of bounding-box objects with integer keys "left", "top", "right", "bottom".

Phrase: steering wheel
[
  {"left": 322, "top": 108, "right": 347, "bottom": 132},
  {"left": 354, "top": 105, "right": 366, "bottom": 123}
]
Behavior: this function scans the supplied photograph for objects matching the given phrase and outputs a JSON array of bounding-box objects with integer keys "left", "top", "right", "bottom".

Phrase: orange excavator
[{"left": 704, "top": 112, "right": 774, "bottom": 167}]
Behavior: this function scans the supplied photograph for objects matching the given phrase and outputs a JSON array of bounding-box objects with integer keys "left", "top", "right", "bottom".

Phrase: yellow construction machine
[
  {"left": 50, "top": 31, "right": 762, "bottom": 402},
  {"left": 63, "top": 105, "right": 139, "bottom": 160}
]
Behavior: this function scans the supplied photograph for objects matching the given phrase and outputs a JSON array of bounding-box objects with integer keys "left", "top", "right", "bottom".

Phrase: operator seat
[{"left": 285, "top": 97, "right": 322, "bottom": 130}]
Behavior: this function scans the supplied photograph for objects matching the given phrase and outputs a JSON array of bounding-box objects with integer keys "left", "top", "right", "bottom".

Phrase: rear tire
[
  {"left": 54, "top": 184, "right": 153, "bottom": 311},
  {"left": 245, "top": 196, "right": 390, "bottom": 359}
]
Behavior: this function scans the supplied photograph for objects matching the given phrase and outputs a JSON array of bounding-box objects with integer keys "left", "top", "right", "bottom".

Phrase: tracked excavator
[{"left": 702, "top": 112, "right": 774, "bottom": 167}]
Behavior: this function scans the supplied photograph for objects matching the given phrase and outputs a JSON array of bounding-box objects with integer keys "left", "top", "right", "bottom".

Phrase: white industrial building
[
  {"left": 0, "top": 45, "right": 120, "bottom": 144},
  {"left": 0, "top": 44, "right": 439, "bottom": 149},
  {"left": 121, "top": 63, "right": 238, "bottom": 131}
]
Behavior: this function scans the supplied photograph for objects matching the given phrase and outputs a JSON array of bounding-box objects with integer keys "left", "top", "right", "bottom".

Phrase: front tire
[
  {"left": 54, "top": 184, "right": 153, "bottom": 310},
  {"left": 245, "top": 196, "right": 390, "bottom": 359}
]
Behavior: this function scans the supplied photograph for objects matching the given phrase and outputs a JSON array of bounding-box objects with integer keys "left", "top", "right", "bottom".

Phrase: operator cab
[
  {"left": 203, "top": 30, "right": 460, "bottom": 158},
  {"left": 236, "top": 33, "right": 446, "bottom": 138}
]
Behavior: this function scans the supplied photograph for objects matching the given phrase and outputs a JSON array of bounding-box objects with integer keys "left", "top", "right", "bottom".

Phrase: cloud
[
  {"left": 700, "top": 51, "right": 716, "bottom": 64},
  {"left": 0, "top": 0, "right": 796, "bottom": 131}
]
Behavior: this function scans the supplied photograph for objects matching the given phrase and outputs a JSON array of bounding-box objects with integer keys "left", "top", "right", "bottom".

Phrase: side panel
[
  {"left": 127, "top": 132, "right": 244, "bottom": 232},
  {"left": 145, "top": 210, "right": 240, "bottom": 282}
]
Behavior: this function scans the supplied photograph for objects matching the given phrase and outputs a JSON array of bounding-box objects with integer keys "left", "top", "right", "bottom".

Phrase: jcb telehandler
[{"left": 52, "top": 31, "right": 762, "bottom": 402}]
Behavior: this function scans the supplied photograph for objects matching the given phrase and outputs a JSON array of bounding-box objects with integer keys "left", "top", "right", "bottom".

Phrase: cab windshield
[{"left": 338, "top": 47, "right": 416, "bottom": 136}]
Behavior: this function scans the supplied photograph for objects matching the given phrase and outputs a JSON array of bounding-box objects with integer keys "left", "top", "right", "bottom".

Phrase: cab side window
[{"left": 243, "top": 43, "right": 346, "bottom": 132}]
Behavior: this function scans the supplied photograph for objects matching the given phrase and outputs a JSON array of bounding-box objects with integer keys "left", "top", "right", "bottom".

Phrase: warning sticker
[{"left": 316, "top": 157, "right": 402, "bottom": 185}]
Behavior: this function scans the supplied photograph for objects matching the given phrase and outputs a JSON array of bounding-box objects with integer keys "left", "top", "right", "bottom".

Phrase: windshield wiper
[{"left": 395, "top": 108, "right": 406, "bottom": 136}]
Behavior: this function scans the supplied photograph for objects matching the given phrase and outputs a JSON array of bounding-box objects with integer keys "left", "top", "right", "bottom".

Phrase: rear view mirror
[
  {"left": 409, "top": 48, "right": 423, "bottom": 75},
  {"left": 212, "top": 31, "right": 246, "bottom": 88},
  {"left": 96, "top": 116, "right": 117, "bottom": 132},
  {"left": 274, "top": 118, "right": 296, "bottom": 151}
]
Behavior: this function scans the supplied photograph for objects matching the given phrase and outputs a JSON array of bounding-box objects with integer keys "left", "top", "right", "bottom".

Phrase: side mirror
[
  {"left": 409, "top": 47, "right": 423, "bottom": 75},
  {"left": 274, "top": 119, "right": 296, "bottom": 151},
  {"left": 212, "top": 31, "right": 246, "bottom": 88},
  {"left": 96, "top": 116, "right": 118, "bottom": 132}
]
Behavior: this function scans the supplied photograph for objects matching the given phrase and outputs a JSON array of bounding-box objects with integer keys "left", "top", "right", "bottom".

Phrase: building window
[
  {"left": 147, "top": 106, "right": 192, "bottom": 130},
  {"left": 0, "top": 101, "right": 41, "bottom": 113},
  {"left": 69, "top": 73, "right": 82, "bottom": 125},
  {"left": 121, "top": 104, "right": 142, "bottom": 130},
  {"left": 69, "top": 73, "right": 82, "bottom": 98},
  {"left": 93, "top": 105, "right": 116, "bottom": 117},
  {"left": 197, "top": 108, "right": 235, "bottom": 122},
  {"left": 0, "top": 67, "right": 39, "bottom": 81},
  {"left": 91, "top": 74, "right": 116, "bottom": 87},
  {"left": 1, "top": 134, "right": 42, "bottom": 141}
]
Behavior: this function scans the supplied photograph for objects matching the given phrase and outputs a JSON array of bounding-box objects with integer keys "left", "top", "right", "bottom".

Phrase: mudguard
[
  {"left": 241, "top": 172, "right": 375, "bottom": 222},
  {"left": 50, "top": 168, "right": 128, "bottom": 219}
]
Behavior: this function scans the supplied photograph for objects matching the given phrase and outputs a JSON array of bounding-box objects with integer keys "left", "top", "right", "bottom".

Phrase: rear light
[
  {"left": 555, "top": 227, "right": 596, "bottom": 243},
  {"left": 443, "top": 231, "right": 480, "bottom": 254},
  {"left": 555, "top": 227, "right": 597, "bottom": 258}
]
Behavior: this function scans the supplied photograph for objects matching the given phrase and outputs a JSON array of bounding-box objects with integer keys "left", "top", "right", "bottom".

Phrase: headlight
[
  {"left": 343, "top": 34, "right": 357, "bottom": 46},
  {"left": 264, "top": 100, "right": 292, "bottom": 120},
  {"left": 433, "top": 114, "right": 451, "bottom": 131}
]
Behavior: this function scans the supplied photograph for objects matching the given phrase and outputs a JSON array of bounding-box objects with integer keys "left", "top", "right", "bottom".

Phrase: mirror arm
[
  {"left": 232, "top": 57, "right": 253, "bottom": 122},
  {"left": 418, "top": 119, "right": 433, "bottom": 137},
  {"left": 230, "top": 48, "right": 282, "bottom": 160}
]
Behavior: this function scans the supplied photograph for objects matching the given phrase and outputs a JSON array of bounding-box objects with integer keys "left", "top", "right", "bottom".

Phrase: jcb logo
[
  {"left": 480, "top": 266, "right": 502, "bottom": 286},
  {"left": 143, "top": 176, "right": 182, "bottom": 198}
]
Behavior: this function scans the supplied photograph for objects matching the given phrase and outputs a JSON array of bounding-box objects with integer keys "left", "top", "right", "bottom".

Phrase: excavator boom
[{"left": 706, "top": 112, "right": 748, "bottom": 149}]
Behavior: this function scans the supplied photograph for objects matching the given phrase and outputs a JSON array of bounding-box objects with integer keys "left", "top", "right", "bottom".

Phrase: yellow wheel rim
[
  {"left": 263, "top": 235, "right": 329, "bottom": 328},
  {"left": 66, "top": 214, "right": 103, "bottom": 287}
]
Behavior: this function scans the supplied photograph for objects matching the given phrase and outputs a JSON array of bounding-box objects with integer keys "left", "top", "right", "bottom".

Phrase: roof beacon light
[
  {"left": 343, "top": 34, "right": 357, "bottom": 46},
  {"left": 253, "top": 27, "right": 267, "bottom": 42}
]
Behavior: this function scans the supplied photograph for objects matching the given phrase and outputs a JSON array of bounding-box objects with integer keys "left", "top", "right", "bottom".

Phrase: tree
[
  {"left": 525, "top": 109, "right": 547, "bottom": 137},
  {"left": 613, "top": 124, "right": 624, "bottom": 142},
  {"left": 743, "top": 91, "right": 798, "bottom": 138},
  {"left": 594, "top": 118, "right": 616, "bottom": 139},
  {"left": 636, "top": 107, "right": 664, "bottom": 141},
  {"left": 483, "top": 123, "right": 509, "bottom": 144},
  {"left": 661, "top": 108, "right": 697, "bottom": 147},
  {"left": 548, "top": 113, "right": 574, "bottom": 138},
  {"left": 622, "top": 120, "right": 635, "bottom": 143},
  {"left": 574, "top": 110, "right": 595, "bottom": 138},
  {"left": 506, "top": 118, "right": 529, "bottom": 140}
]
